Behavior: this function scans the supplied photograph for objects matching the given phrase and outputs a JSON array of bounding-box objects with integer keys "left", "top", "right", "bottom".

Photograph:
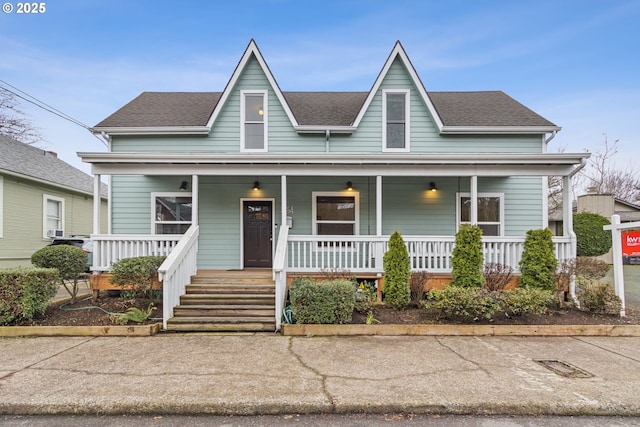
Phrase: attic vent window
[{"left": 241, "top": 91, "right": 267, "bottom": 152}]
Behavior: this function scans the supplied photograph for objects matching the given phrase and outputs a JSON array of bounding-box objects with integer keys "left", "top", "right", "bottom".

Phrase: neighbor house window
[
  {"left": 457, "top": 193, "right": 504, "bottom": 236},
  {"left": 43, "top": 194, "right": 64, "bottom": 238},
  {"left": 241, "top": 90, "right": 267, "bottom": 151},
  {"left": 152, "top": 193, "right": 192, "bottom": 234},
  {"left": 312, "top": 192, "right": 359, "bottom": 237},
  {"left": 383, "top": 89, "right": 410, "bottom": 151}
]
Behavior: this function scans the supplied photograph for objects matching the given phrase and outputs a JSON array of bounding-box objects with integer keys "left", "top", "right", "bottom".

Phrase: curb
[
  {"left": 282, "top": 323, "right": 640, "bottom": 337},
  {"left": 0, "top": 322, "right": 161, "bottom": 337}
]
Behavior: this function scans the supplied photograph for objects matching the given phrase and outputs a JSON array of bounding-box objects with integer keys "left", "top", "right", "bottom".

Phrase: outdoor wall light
[
  {"left": 179, "top": 181, "right": 188, "bottom": 191},
  {"left": 429, "top": 181, "right": 438, "bottom": 192},
  {"left": 346, "top": 181, "right": 354, "bottom": 191},
  {"left": 252, "top": 181, "right": 261, "bottom": 191}
]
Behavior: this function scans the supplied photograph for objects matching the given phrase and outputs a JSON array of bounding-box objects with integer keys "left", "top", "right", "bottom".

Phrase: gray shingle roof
[
  {"left": 0, "top": 135, "right": 107, "bottom": 197},
  {"left": 96, "top": 92, "right": 221, "bottom": 128},
  {"left": 428, "top": 91, "right": 556, "bottom": 127},
  {"left": 94, "top": 90, "right": 556, "bottom": 129}
]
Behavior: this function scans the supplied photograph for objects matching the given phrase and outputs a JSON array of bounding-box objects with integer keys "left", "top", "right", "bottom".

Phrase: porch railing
[
  {"left": 158, "top": 225, "right": 199, "bottom": 329},
  {"left": 91, "top": 234, "right": 183, "bottom": 272},
  {"left": 273, "top": 225, "right": 290, "bottom": 331},
  {"left": 286, "top": 235, "right": 573, "bottom": 274}
]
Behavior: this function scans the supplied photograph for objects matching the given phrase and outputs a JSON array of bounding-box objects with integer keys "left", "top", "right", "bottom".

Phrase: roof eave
[
  {"left": 441, "top": 126, "right": 562, "bottom": 134},
  {"left": 0, "top": 168, "right": 108, "bottom": 199},
  {"left": 91, "top": 126, "right": 211, "bottom": 136},
  {"left": 294, "top": 126, "right": 357, "bottom": 134}
]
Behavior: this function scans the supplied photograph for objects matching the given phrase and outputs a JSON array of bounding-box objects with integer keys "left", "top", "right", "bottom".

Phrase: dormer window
[
  {"left": 241, "top": 90, "right": 267, "bottom": 152},
  {"left": 383, "top": 89, "right": 410, "bottom": 151}
]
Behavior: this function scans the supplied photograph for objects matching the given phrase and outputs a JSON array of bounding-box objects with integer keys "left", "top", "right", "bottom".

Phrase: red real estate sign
[{"left": 622, "top": 231, "right": 640, "bottom": 257}]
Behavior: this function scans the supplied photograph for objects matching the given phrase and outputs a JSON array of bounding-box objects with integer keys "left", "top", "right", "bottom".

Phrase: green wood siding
[{"left": 0, "top": 174, "right": 107, "bottom": 268}]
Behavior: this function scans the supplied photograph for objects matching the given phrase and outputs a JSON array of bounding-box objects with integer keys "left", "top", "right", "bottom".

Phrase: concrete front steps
[{"left": 165, "top": 270, "right": 276, "bottom": 332}]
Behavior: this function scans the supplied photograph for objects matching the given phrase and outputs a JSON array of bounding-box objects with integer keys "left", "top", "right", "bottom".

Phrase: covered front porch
[{"left": 80, "top": 152, "right": 587, "bottom": 330}]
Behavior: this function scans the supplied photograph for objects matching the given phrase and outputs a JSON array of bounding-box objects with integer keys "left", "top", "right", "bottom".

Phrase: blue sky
[{"left": 1, "top": 0, "right": 638, "bottom": 178}]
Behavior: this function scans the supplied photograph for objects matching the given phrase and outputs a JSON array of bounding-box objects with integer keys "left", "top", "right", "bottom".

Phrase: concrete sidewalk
[{"left": 1, "top": 334, "right": 639, "bottom": 416}]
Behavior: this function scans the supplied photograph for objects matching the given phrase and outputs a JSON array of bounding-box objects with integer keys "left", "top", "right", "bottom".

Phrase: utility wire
[{"left": 0, "top": 80, "right": 108, "bottom": 147}]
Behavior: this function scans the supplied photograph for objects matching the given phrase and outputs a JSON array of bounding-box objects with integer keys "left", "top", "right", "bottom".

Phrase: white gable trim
[
  {"left": 206, "top": 40, "right": 299, "bottom": 129},
  {"left": 352, "top": 41, "right": 444, "bottom": 131}
]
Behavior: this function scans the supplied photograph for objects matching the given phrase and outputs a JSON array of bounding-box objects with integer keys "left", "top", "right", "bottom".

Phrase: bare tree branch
[{"left": 0, "top": 87, "right": 43, "bottom": 145}]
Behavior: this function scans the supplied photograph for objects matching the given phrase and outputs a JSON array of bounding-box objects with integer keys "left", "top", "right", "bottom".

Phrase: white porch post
[
  {"left": 470, "top": 176, "right": 478, "bottom": 225},
  {"left": 281, "top": 175, "right": 287, "bottom": 228},
  {"left": 563, "top": 175, "right": 578, "bottom": 302},
  {"left": 93, "top": 174, "right": 101, "bottom": 235},
  {"left": 191, "top": 175, "right": 199, "bottom": 227},
  {"left": 376, "top": 175, "right": 382, "bottom": 236}
]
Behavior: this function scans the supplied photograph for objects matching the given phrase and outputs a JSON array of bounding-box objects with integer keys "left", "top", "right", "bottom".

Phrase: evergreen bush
[
  {"left": 519, "top": 228, "right": 557, "bottom": 290},
  {"left": 383, "top": 231, "right": 411, "bottom": 309},
  {"left": 0, "top": 268, "right": 59, "bottom": 325},
  {"left": 573, "top": 212, "right": 612, "bottom": 257},
  {"left": 289, "top": 277, "right": 355, "bottom": 324},
  {"left": 450, "top": 224, "right": 485, "bottom": 288},
  {"left": 110, "top": 256, "right": 166, "bottom": 298},
  {"left": 31, "top": 245, "right": 87, "bottom": 303}
]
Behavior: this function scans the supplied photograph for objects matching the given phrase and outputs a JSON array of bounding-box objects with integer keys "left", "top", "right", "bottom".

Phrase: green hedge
[
  {"left": 574, "top": 212, "right": 612, "bottom": 257},
  {"left": 519, "top": 228, "right": 557, "bottom": 290},
  {"left": 289, "top": 277, "right": 355, "bottom": 324},
  {"left": 0, "top": 268, "right": 59, "bottom": 325}
]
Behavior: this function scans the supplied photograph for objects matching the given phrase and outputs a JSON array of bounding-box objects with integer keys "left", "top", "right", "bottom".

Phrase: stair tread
[
  {"left": 174, "top": 304, "right": 274, "bottom": 309},
  {"left": 167, "top": 316, "right": 275, "bottom": 323}
]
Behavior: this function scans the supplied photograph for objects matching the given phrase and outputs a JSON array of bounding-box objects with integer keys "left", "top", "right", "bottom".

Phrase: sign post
[{"left": 603, "top": 215, "right": 640, "bottom": 317}]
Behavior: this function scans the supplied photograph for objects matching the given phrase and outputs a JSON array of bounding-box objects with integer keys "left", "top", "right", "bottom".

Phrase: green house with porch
[{"left": 80, "top": 40, "right": 588, "bottom": 331}]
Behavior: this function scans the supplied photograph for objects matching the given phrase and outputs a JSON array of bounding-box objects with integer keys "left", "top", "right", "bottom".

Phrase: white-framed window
[
  {"left": 457, "top": 193, "right": 504, "bottom": 237},
  {"left": 43, "top": 194, "right": 64, "bottom": 238},
  {"left": 382, "top": 89, "right": 410, "bottom": 152},
  {"left": 151, "top": 192, "right": 193, "bottom": 234},
  {"left": 240, "top": 90, "right": 267, "bottom": 152},
  {"left": 312, "top": 191, "right": 359, "bottom": 237}
]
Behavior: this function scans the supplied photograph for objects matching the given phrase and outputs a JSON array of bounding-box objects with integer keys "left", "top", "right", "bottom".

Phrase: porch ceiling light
[
  {"left": 179, "top": 180, "right": 188, "bottom": 191},
  {"left": 346, "top": 181, "right": 354, "bottom": 191},
  {"left": 429, "top": 181, "right": 438, "bottom": 192},
  {"left": 253, "top": 181, "right": 260, "bottom": 191}
]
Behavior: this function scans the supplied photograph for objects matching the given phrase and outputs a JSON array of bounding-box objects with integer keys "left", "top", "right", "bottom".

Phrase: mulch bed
[{"left": 9, "top": 295, "right": 639, "bottom": 327}]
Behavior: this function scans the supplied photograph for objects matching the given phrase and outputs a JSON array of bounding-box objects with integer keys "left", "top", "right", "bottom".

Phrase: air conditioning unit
[{"left": 46, "top": 229, "right": 64, "bottom": 238}]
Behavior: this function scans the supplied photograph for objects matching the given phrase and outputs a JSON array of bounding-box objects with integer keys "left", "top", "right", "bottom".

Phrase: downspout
[
  {"left": 325, "top": 129, "right": 330, "bottom": 152},
  {"left": 544, "top": 130, "right": 557, "bottom": 144},
  {"left": 566, "top": 157, "right": 588, "bottom": 304}
]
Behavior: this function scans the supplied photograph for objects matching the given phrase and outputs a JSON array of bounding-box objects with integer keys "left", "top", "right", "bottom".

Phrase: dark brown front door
[{"left": 243, "top": 200, "right": 272, "bottom": 268}]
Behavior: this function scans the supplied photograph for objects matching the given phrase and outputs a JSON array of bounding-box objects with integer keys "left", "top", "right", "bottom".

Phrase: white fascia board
[
  {"left": 441, "top": 126, "right": 562, "bottom": 134},
  {"left": 78, "top": 151, "right": 589, "bottom": 166},
  {"left": 88, "top": 161, "right": 582, "bottom": 178},
  {"left": 91, "top": 126, "right": 210, "bottom": 136},
  {"left": 352, "top": 42, "right": 444, "bottom": 130},
  {"left": 294, "top": 126, "right": 357, "bottom": 134},
  {"left": 205, "top": 40, "right": 299, "bottom": 129}
]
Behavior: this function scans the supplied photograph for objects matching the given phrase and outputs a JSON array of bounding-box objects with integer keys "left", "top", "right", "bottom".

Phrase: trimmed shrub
[
  {"left": 383, "top": 231, "right": 411, "bottom": 309},
  {"left": 578, "top": 283, "right": 622, "bottom": 315},
  {"left": 427, "top": 287, "right": 501, "bottom": 321},
  {"left": 519, "top": 228, "right": 557, "bottom": 290},
  {"left": 427, "top": 286, "right": 554, "bottom": 322},
  {"left": 110, "top": 256, "right": 166, "bottom": 298},
  {"left": 502, "top": 288, "right": 554, "bottom": 316},
  {"left": 450, "top": 224, "right": 485, "bottom": 288},
  {"left": 289, "top": 277, "right": 355, "bottom": 324},
  {"left": 31, "top": 245, "right": 87, "bottom": 303},
  {"left": 574, "top": 212, "right": 612, "bottom": 257},
  {"left": 0, "top": 268, "right": 59, "bottom": 325}
]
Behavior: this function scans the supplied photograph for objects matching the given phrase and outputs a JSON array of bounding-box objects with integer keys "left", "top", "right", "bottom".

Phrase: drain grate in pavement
[{"left": 534, "top": 359, "right": 594, "bottom": 378}]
